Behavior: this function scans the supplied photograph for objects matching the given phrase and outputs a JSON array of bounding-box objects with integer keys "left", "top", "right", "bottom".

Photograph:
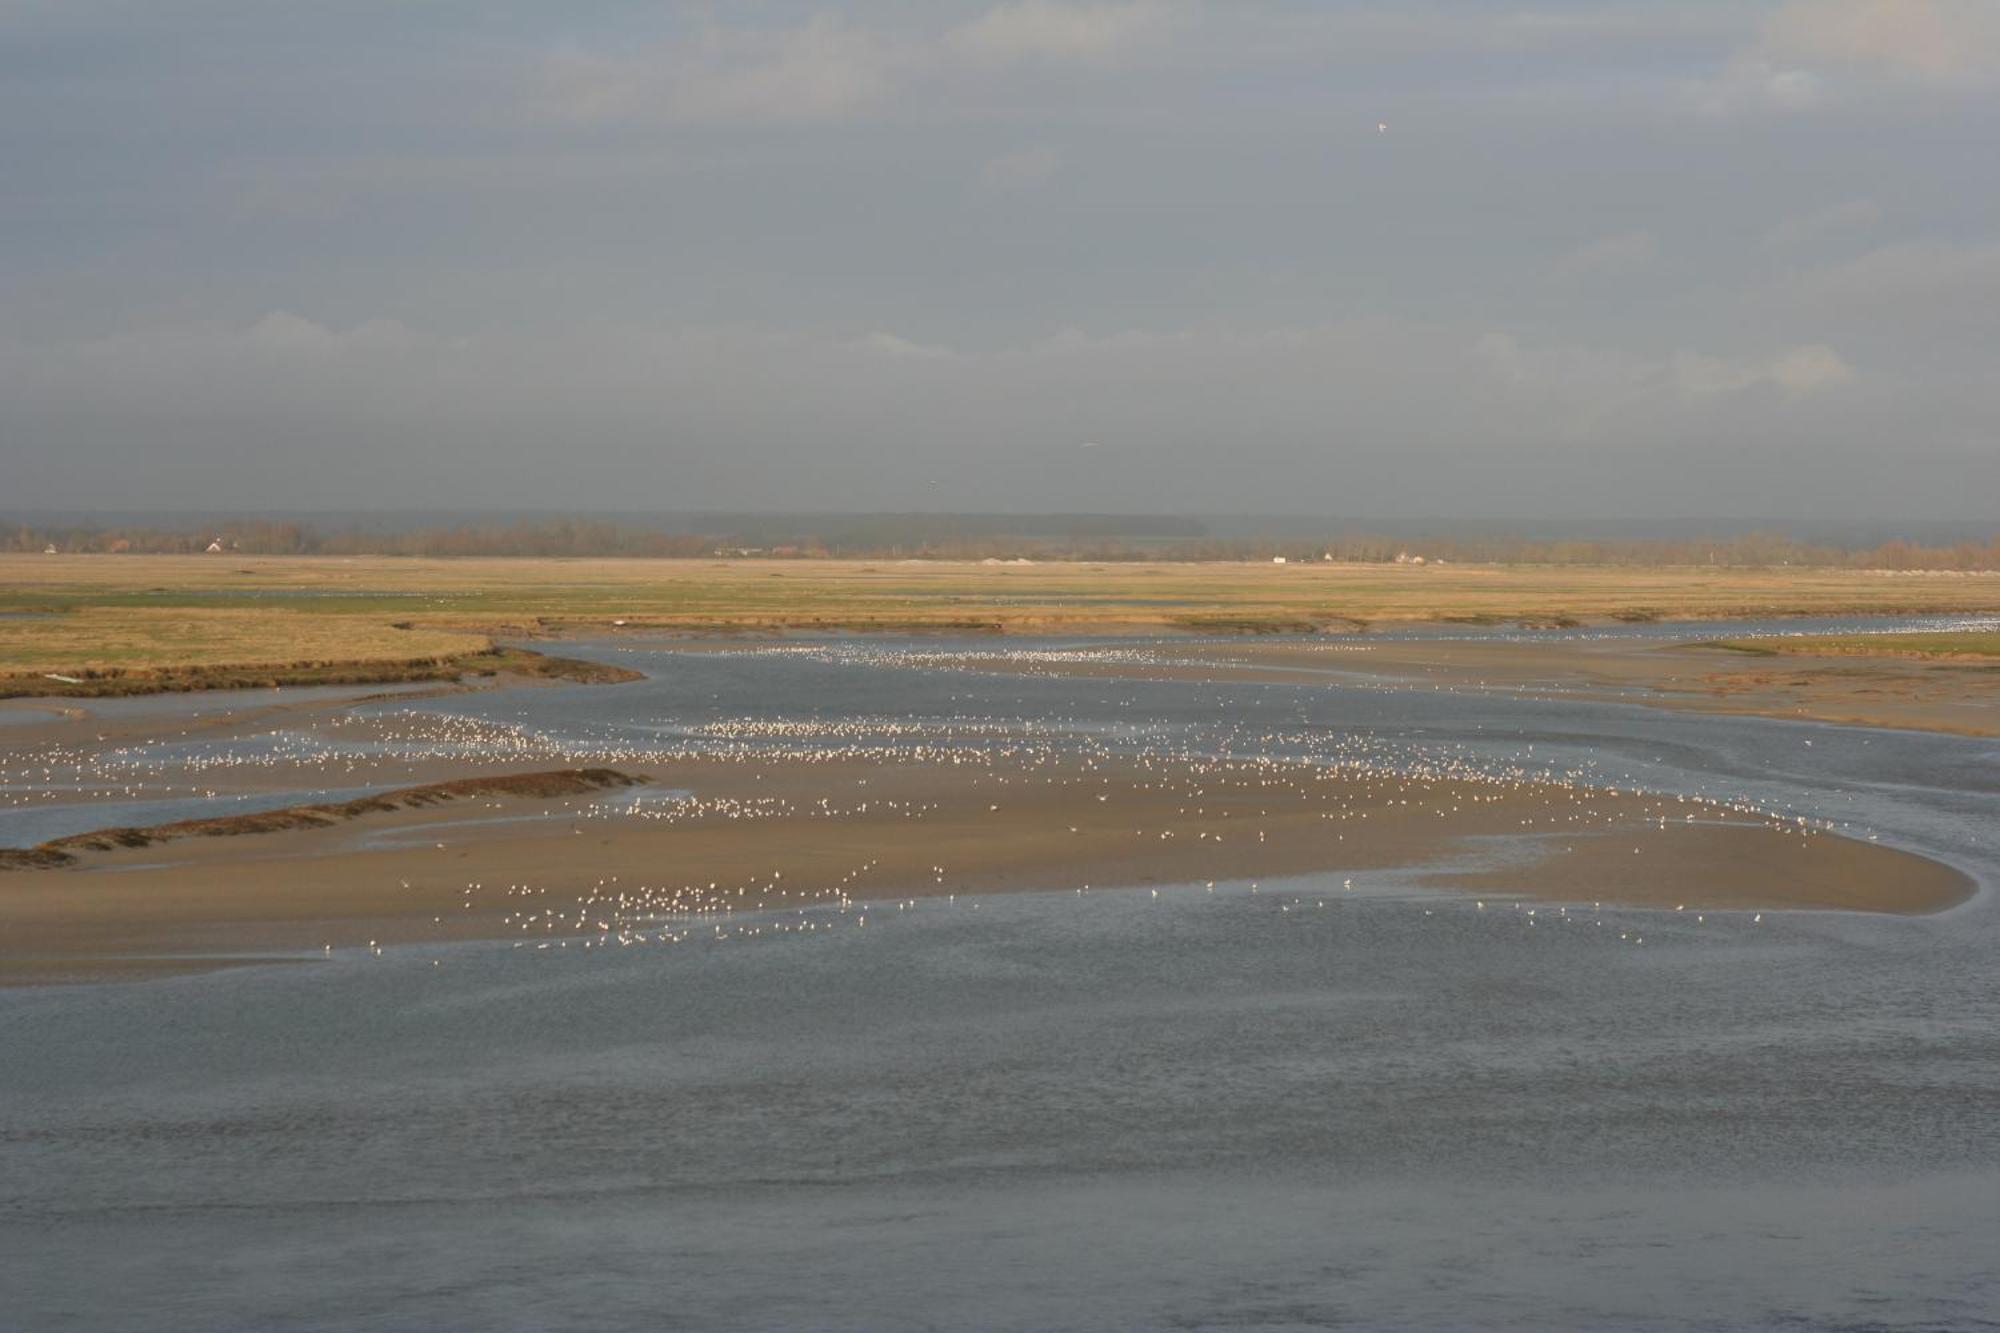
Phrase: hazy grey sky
[{"left": 3, "top": 1, "right": 1997, "bottom": 517}]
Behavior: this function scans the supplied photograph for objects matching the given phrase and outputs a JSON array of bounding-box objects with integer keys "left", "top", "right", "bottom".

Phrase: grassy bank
[
  {"left": 4, "top": 554, "right": 1997, "bottom": 685},
  {"left": 1703, "top": 632, "right": 2000, "bottom": 662},
  {"left": 0, "top": 645, "right": 642, "bottom": 700}
]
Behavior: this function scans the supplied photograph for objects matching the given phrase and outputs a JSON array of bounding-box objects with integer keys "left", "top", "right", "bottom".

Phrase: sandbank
[{"left": 0, "top": 749, "right": 1970, "bottom": 986}]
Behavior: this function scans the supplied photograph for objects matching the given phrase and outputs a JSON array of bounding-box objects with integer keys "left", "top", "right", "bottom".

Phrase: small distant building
[
  {"left": 43, "top": 544, "right": 58, "bottom": 555},
  {"left": 206, "top": 538, "right": 226, "bottom": 553},
  {"left": 1272, "top": 556, "right": 1287, "bottom": 565}
]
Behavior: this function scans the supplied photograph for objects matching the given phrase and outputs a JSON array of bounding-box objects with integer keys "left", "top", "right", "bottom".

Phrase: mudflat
[
  {"left": 3, "top": 618, "right": 1987, "bottom": 986},
  {"left": 913, "top": 636, "right": 2000, "bottom": 737},
  {"left": 0, "top": 745, "right": 1971, "bottom": 985}
]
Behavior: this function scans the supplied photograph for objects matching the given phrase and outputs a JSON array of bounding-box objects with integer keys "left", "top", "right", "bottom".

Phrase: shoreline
[
  {"left": 8, "top": 552, "right": 1998, "bottom": 690},
  {"left": 846, "top": 635, "right": 2000, "bottom": 738},
  {"left": 5, "top": 609, "right": 1995, "bottom": 694}
]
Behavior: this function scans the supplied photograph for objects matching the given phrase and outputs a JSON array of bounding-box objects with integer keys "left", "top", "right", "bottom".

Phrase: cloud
[
  {"left": 5, "top": 309, "right": 1962, "bottom": 517},
  {"left": 978, "top": 144, "right": 1064, "bottom": 191},
  {"left": 948, "top": 0, "right": 1182, "bottom": 65},
  {"left": 540, "top": 18, "right": 900, "bottom": 127},
  {"left": 1762, "top": 0, "right": 2000, "bottom": 85},
  {"left": 2, "top": 314, "right": 1860, "bottom": 445},
  {"left": 1477, "top": 331, "right": 1852, "bottom": 427},
  {"left": 1554, "top": 230, "right": 1659, "bottom": 279},
  {"left": 855, "top": 331, "right": 957, "bottom": 361},
  {"left": 1791, "top": 239, "right": 2000, "bottom": 337},
  {"left": 1174, "top": 5, "right": 1740, "bottom": 69},
  {"left": 242, "top": 311, "right": 424, "bottom": 357},
  {"left": 1685, "top": 54, "right": 1822, "bottom": 117},
  {"left": 1691, "top": 0, "right": 2000, "bottom": 114},
  {"left": 1764, "top": 199, "right": 1883, "bottom": 248},
  {"left": 1798, "top": 239, "right": 2000, "bottom": 304},
  {"left": 1769, "top": 344, "right": 1856, "bottom": 395},
  {"left": 1672, "top": 344, "right": 1852, "bottom": 398},
  {"left": 3, "top": 312, "right": 439, "bottom": 398},
  {"left": 534, "top": 3, "right": 1187, "bottom": 129}
]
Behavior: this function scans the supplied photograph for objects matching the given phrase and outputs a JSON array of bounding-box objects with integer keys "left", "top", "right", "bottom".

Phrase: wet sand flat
[
  {"left": 929, "top": 637, "right": 2000, "bottom": 737},
  {"left": 0, "top": 750, "right": 1970, "bottom": 985}
]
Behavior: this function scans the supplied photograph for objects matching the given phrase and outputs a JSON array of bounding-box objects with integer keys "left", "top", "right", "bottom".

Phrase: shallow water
[
  {"left": 0, "top": 705, "right": 60, "bottom": 728},
  {"left": 71, "top": 678, "right": 445, "bottom": 720},
  {"left": 3, "top": 631, "right": 1997, "bottom": 1331}
]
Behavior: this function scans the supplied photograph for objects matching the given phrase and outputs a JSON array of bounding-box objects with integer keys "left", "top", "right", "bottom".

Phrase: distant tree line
[
  {"left": 7, "top": 520, "right": 2000, "bottom": 569},
  {"left": 4, "top": 519, "right": 714, "bottom": 559}
]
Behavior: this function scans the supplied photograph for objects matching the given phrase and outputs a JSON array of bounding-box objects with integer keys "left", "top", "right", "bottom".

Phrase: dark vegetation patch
[
  {"left": 1170, "top": 614, "right": 1327, "bottom": 634},
  {"left": 454, "top": 646, "right": 647, "bottom": 683},
  {"left": 1696, "top": 633, "right": 2000, "bottom": 663},
  {"left": 0, "top": 769, "right": 645, "bottom": 870},
  {"left": 0, "top": 646, "right": 642, "bottom": 699}
]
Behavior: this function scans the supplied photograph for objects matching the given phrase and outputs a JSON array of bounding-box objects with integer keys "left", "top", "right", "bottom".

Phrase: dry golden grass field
[{"left": 3, "top": 553, "right": 1997, "bottom": 686}]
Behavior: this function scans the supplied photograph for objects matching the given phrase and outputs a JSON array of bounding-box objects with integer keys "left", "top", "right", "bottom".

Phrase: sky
[{"left": 2, "top": 0, "right": 1998, "bottom": 519}]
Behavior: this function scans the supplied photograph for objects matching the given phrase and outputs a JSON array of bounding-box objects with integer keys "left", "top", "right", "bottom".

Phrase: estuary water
[{"left": 3, "top": 633, "right": 1997, "bottom": 1331}]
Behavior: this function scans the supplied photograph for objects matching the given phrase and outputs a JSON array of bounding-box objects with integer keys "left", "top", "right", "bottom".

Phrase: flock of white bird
[{"left": 0, "top": 642, "right": 1878, "bottom": 971}]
